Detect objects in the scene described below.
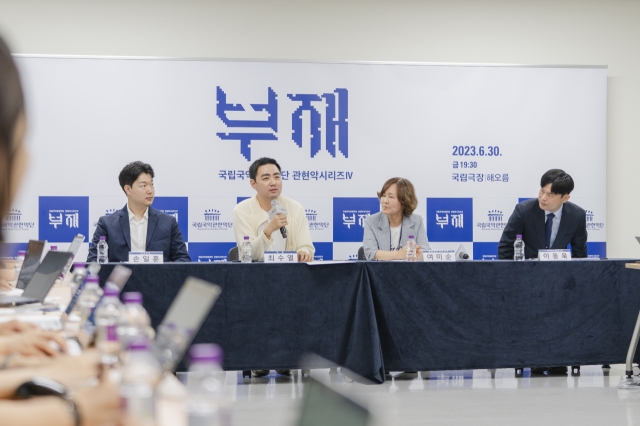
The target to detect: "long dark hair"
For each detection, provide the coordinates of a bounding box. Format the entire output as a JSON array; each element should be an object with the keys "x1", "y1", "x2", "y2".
[{"x1": 0, "y1": 34, "x2": 25, "y2": 235}]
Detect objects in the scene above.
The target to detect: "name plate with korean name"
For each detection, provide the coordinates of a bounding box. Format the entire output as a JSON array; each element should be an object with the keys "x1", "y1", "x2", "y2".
[
  {"x1": 538, "y1": 249, "x2": 572, "y2": 261},
  {"x1": 264, "y1": 251, "x2": 298, "y2": 263},
  {"x1": 423, "y1": 250, "x2": 456, "y2": 262},
  {"x1": 128, "y1": 251, "x2": 164, "y2": 264}
]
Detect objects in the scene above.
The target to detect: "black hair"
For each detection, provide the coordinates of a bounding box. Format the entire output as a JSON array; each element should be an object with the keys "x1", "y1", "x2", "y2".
[
  {"x1": 0, "y1": 34, "x2": 25, "y2": 238},
  {"x1": 249, "y1": 157, "x2": 281, "y2": 181},
  {"x1": 540, "y1": 169, "x2": 574, "y2": 196},
  {"x1": 118, "y1": 161, "x2": 155, "y2": 193}
]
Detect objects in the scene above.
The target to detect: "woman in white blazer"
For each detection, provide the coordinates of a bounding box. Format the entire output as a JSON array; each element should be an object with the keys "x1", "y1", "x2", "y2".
[{"x1": 362, "y1": 177, "x2": 430, "y2": 260}]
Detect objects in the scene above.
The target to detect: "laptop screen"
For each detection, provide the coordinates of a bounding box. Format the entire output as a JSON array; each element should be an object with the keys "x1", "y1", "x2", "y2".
[
  {"x1": 297, "y1": 377, "x2": 370, "y2": 426},
  {"x1": 154, "y1": 277, "x2": 221, "y2": 371},
  {"x1": 22, "y1": 251, "x2": 73, "y2": 301},
  {"x1": 16, "y1": 240, "x2": 46, "y2": 290}
]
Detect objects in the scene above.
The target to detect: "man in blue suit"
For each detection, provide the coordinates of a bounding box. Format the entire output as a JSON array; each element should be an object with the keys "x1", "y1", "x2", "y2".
[
  {"x1": 498, "y1": 169, "x2": 587, "y2": 260},
  {"x1": 87, "y1": 161, "x2": 191, "y2": 263}
]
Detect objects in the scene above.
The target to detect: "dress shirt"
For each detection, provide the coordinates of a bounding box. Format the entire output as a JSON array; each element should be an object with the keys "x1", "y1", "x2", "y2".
[
  {"x1": 128, "y1": 205, "x2": 148, "y2": 252},
  {"x1": 545, "y1": 204, "x2": 563, "y2": 247}
]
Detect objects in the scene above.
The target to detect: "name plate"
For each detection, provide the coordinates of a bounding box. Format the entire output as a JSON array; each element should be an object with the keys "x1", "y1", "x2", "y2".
[
  {"x1": 538, "y1": 249, "x2": 572, "y2": 261},
  {"x1": 264, "y1": 251, "x2": 298, "y2": 263},
  {"x1": 423, "y1": 250, "x2": 456, "y2": 262},
  {"x1": 128, "y1": 251, "x2": 164, "y2": 264}
]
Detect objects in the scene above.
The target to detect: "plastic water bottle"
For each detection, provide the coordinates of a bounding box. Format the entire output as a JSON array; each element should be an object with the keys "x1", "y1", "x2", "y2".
[
  {"x1": 13, "y1": 250, "x2": 25, "y2": 284},
  {"x1": 514, "y1": 234, "x2": 525, "y2": 261},
  {"x1": 118, "y1": 292, "x2": 154, "y2": 351},
  {"x1": 97, "y1": 236, "x2": 109, "y2": 264},
  {"x1": 69, "y1": 263, "x2": 87, "y2": 300},
  {"x1": 77, "y1": 275, "x2": 103, "y2": 324},
  {"x1": 405, "y1": 235, "x2": 417, "y2": 262},
  {"x1": 95, "y1": 286, "x2": 124, "y2": 366},
  {"x1": 241, "y1": 236, "x2": 252, "y2": 263},
  {"x1": 120, "y1": 338, "x2": 161, "y2": 426},
  {"x1": 186, "y1": 344, "x2": 229, "y2": 426}
]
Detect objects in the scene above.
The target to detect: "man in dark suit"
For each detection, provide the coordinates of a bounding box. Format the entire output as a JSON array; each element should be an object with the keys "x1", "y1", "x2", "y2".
[
  {"x1": 498, "y1": 169, "x2": 587, "y2": 260},
  {"x1": 87, "y1": 161, "x2": 190, "y2": 263},
  {"x1": 499, "y1": 169, "x2": 588, "y2": 375}
]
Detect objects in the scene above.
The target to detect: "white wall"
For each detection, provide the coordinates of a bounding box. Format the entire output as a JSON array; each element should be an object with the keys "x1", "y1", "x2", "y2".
[{"x1": 0, "y1": 0, "x2": 638, "y2": 257}]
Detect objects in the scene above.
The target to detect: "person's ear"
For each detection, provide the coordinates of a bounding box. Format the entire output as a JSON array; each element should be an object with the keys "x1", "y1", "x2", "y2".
[
  {"x1": 250, "y1": 179, "x2": 257, "y2": 190},
  {"x1": 124, "y1": 185, "x2": 132, "y2": 196},
  {"x1": 562, "y1": 194, "x2": 571, "y2": 203}
]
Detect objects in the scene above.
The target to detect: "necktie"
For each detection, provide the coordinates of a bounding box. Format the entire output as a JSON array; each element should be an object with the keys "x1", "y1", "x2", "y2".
[{"x1": 545, "y1": 213, "x2": 555, "y2": 249}]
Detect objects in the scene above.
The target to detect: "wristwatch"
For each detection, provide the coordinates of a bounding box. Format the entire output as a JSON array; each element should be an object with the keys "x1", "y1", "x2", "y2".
[{"x1": 13, "y1": 377, "x2": 81, "y2": 426}]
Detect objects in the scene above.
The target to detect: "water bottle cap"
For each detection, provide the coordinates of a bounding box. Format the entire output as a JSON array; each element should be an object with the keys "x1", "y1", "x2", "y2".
[
  {"x1": 50, "y1": 246, "x2": 57, "y2": 251},
  {"x1": 516, "y1": 234, "x2": 523, "y2": 239},
  {"x1": 244, "y1": 236, "x2": 250, "y2": 240},
  {"x1": 103, "y1": 286, "x2": 120, "y2": 297},
  {"x1": 128, "y1": 337, "x2": 149, "y2": 351},
  {"x1": 189, "y1": 343, "x2": 223, "y2": 364},
  {"x1": 85, "y1": 275, "x2": 99, "y2": 284},
  {"x1": 123, "y1": 292, "x2": 143, "y2": 304},
  {"x1": 99, "y1": 236, "x2": 106, "y2": 241},
  {"x1": 73, "y1": 262, "x2": 85, "y2": 268},
  {"x1": 17, "y1": 250, "x2": 26, "y2": 256},
  {"x1": 408, "y1": 235, "x2": 415, "y2": 239}
]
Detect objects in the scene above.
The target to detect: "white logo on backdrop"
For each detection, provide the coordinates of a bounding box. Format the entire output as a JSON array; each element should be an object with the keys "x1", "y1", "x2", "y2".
[
  {"x1": 342, "y1": 210, "x2": 371, "y2": 229},
  {"x1": 452, "y1": 214, "x2": 463, "y2": 228},
  {"x1": 2, "y1": 209, "x2": 34, "y2": 231},
  {"x1": 49, "y1": 210, "x2": 79, "y2": 229},
  {"x1": 306, "y1": 209, "x2": 330, "y2": 231},
  {"x1": 436, "y1": 211, "x2": 464, "y2": 229},
  {"x1": 193, "y1": 209, "x2": 233, "y2": 231},
  {"x1": 585, "y1": 210, "x2": 604, "y2": 231},
  {"x1": 65, "y1": 213, "x2": 79, "y2": 228},
  {"x1": 477, "y1": 210, "x2": 507, "y2": 231}
]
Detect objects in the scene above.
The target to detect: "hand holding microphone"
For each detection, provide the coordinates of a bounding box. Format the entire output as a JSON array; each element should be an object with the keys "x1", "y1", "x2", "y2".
[{"x1": 268, "y1": 199, "x2": 288, "y2": 238}]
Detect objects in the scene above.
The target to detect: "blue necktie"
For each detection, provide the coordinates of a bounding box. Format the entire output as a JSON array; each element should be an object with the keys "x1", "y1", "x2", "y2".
[{"x1": 545, "y1": 213, "x2": 555, "y2": 249}]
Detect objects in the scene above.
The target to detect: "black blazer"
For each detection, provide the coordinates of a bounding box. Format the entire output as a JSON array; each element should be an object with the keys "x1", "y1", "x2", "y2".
[
  {"x1": 87, "y1": 205, "x2": 191, "y2": 263},
  {"x1": 498, "y1": 198, "x2": 587, "y2": 260}
]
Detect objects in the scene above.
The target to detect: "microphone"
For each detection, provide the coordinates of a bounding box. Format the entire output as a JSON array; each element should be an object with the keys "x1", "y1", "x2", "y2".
[
  {"x1": 455, "y1": 244, "x2": 470, "y2": 261},
  {"x1": 270, "y1": 199, "x2": 288, "y2": 238}
]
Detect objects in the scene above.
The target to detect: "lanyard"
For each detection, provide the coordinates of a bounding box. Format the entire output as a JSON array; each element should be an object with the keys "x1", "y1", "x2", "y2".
[{"x1": 390, "y1": 225, "x2": 403, "y2": 251}]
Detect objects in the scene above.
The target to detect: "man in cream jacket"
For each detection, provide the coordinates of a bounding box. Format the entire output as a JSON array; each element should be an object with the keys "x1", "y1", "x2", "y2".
[{"x1": 232, "y1": 157, "x2": 315, "y2": 262}]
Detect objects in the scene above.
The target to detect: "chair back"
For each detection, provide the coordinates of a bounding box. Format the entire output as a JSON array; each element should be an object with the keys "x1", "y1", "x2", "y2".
[{"x1": 228, "y1": 246, "x2": 239, "y2": 262}]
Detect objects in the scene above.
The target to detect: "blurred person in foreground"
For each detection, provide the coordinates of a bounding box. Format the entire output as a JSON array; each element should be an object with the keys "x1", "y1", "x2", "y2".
[
  {"x1": 0, "y1": 34, "x2": 122, "y2": 425},
  {"x1": 362, "y1": 177, "x2": 430, "y2": 261}
]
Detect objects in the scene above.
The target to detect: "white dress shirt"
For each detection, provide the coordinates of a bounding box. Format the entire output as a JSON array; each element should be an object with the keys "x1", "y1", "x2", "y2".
[
  {"x1": 128, "y1": 205, "x2": 148, "y2": 252},
  {"x1": 545, "y1": 204, "x2": 563, "y2": 247}
]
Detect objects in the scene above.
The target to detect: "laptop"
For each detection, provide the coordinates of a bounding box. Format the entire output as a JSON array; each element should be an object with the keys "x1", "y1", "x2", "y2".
[
  {"x1": 60, "y1": 234, "x2": 85, "y2": 279},
  {"x1": 16, "y1": 240, "x2": 46, "y2": 290},
  {"x1": 0, "y1": 251, "x2": 73, "y2": 307},
  {"x1": 152, "y1": 277, "x2": 221, "y2": 371},
  {"x1": 295, "y1": 354, "x2": 371, "y2": 426},
  {"x1": 297, "y1": 377, "x2": 370, "y2": 426}
]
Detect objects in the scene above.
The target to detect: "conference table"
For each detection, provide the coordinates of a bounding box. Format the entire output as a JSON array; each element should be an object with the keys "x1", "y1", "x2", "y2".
[{"x1": 98, "y1": 259, "x2": 640, "y2": 384}]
